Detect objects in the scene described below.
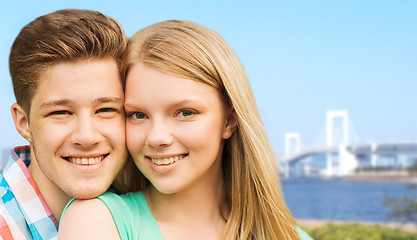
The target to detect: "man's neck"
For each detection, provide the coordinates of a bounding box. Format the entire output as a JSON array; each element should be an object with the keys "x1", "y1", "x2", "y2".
[{"x1": 28, "y1": 159, "x2": 71, "y2": 223}]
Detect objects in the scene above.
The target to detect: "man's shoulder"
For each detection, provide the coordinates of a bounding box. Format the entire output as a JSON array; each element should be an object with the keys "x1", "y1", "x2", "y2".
[
  {"x1": 0, "y1": 172, "x2": 10, "y2": 197},
  {"x1": 0, "y1": 177, "x2": 58, "y2": 239},
  {"x1": 0, "y1": 146, "x2": 58, "y2": 239},
  {"x1": 0, "y1": 145, "x2": 31, "y2": 209},
  {"x1": 0, "y1": 161, "x2": 16, "y2": 206},
  {"x1": 0, "y1": 172, "x2": 33, "y2": 239}
]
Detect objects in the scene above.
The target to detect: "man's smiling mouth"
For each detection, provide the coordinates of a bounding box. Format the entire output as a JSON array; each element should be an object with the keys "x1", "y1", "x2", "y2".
[{"x1": 63, "y1": 154, "x2": 108, "y2": 165}]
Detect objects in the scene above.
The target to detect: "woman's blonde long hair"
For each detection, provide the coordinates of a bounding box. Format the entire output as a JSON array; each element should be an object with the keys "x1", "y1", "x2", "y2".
[{"x1": 119, "y1": 20, "x2": 300, "y2": 240}]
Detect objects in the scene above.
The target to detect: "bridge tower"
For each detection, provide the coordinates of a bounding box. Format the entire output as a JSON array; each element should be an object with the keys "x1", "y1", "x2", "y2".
[
  {"x1": 285, "y1": 132, "x2": 301, "y2": 157},
  {"x1": 326, "y1": 110, "x2": 349, "y2": 147},
  {"x1": 326, "y1": 110, "x2": 351, "y2": 176},
  {"x1": 284, "y1": 133, "x2": 301, "y2": 177}
]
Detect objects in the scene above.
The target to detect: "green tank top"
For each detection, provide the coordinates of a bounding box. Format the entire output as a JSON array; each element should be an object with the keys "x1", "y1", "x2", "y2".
[
  {"x1": 62, "y1": 191, "x2": 312, "y2": 240},
  {"x1": 98, "y1": 191, "x2": 164, "y2": 240}
]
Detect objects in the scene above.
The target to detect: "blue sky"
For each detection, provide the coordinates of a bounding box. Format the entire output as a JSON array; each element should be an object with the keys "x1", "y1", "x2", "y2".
[{"x1": 1, "y1": 0, "x2": 416, "y2": 160}]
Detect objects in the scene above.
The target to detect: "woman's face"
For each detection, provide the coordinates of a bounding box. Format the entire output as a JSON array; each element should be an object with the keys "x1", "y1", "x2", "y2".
[{"x1": 124, "y1": 63, "x2": 235, "y2": 195}]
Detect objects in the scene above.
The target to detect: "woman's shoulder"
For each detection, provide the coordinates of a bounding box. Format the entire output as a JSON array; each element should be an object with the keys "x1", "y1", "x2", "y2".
[
  {"x1": 297, "y1": 226, "x2": 314, "y2": 240},
  {"x1": 98, "y1": 191, "x2": 150, "y2": 226},
  {"x1": 58, "y1": 198, "x2": 120, "y2": 239},
  {"x1": 61, "y1": 198, "x2": 112, "y2": 223},
  {"x1": 98, "y1": 191, "x2": 162, "y2": 239}
]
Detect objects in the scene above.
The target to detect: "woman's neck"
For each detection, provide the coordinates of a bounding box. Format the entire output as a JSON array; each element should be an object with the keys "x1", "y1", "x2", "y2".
[{"x1": 144, "y1": 174, "x2": 228, "y2": 240}]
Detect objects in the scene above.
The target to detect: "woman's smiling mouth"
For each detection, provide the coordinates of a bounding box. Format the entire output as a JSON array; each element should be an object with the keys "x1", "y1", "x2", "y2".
[{"x1": 149, "y1": 154, "x2": 187, "y2": 165}]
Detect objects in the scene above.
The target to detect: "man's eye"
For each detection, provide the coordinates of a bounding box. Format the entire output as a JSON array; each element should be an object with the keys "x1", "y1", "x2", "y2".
[
  {"x1": 128, "y1": 112, "x2": 147, "y2": 120},
  {"x1": 97, "y1": 108, "x2": 117, "y2": 114},
  {"x1": 96, "y1": 107, "x2": 122, "y2": 119},
  {"x1": 48, "y1": 110, "x2": 71, "y2": 116}
]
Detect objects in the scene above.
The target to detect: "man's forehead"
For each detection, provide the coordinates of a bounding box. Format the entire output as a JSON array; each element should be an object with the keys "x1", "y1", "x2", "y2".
[{"x1": 28, "y1": 58, "x2": 123, "y2": 111}]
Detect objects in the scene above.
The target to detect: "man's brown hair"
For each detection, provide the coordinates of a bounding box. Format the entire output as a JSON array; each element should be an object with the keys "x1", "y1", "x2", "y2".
[{"x1": 9, "y1": 9, "x2": 127, "y2": 115}]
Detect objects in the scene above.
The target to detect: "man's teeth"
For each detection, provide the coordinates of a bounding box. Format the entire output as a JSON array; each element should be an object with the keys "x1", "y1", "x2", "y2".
[
  {"x1": 151, "y1": 155, "x2": 185, "y2": 165},
  {"x1": 68, "y1": 156, "x2": 105, "y2": 165}
]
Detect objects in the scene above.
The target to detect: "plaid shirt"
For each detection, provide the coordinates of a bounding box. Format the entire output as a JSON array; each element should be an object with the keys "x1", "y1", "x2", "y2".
[{"x1": 0, "y1": 146, "x2": 58, "y2": 240}]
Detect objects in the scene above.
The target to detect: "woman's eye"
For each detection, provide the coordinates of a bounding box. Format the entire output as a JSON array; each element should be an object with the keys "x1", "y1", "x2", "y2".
[
  {"x1": 177, "y1": 110, "x2": 196, "y2": 118},
  {"x1": 129, "y1": 112, "x2": 147, "y2": 120}
]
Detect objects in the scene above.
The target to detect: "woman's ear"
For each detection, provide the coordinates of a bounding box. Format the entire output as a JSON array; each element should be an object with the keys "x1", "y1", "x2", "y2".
[
  {"x1": 222, "y1": 108, "x2": 237, "y2": 140},
  {"x1": 11, "y1": 103, "x2": 31, "y2": 142}
]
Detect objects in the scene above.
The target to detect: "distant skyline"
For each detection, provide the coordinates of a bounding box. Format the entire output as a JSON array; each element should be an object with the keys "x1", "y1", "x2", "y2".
[{"x1": 1, "y1": 1, "x2": 416, "y2": 159}]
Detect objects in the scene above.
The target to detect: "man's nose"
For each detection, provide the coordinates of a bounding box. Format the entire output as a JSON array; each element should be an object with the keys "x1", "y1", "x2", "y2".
[{"x1": 71, "y1": 115, "x2": 102, "y2": 148}]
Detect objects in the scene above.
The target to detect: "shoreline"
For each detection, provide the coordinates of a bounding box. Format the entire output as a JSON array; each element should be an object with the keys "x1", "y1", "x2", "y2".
[
  {"x1": 342, "y1": 171, "x2": 417, "y2": 184},
  {"x1": 297, "y1": 219, "x2": 417, "y2": 233}
]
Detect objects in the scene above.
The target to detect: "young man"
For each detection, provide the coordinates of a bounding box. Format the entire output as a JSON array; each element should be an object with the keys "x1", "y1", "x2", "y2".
[{"x1": 0, "y1": 9, "x2": 128, "y2": 239}]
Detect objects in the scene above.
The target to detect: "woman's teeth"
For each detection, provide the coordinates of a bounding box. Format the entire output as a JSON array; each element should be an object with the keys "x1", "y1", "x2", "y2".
[
  {"x1": 68, "y1": 155, "x2": 105, "y2": 165},
  {"x1": 151, "y1": 154, "x2": 185, "y2": 165}
]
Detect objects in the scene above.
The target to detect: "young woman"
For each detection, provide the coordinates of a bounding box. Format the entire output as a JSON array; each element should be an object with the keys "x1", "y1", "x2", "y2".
[{"x1": 59, "y1": 20, "x2": 312, "y2": 240}]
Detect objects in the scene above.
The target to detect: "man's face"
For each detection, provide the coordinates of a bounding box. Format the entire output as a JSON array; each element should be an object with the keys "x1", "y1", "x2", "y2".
[{"x1": 27, "y1": 58, "x2": 127, "y2": 199}]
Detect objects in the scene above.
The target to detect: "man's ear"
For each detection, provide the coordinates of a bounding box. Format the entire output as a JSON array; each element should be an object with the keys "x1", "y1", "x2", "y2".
[
  {"x1": 222, "y1": 108, "x2": 238, "y2": 140},
  {"x1": 11, "y1": 103, "x2": 31, "y2": 142}
]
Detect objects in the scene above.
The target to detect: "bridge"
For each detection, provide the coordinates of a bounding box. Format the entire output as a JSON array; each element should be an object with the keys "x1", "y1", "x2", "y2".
[{"x1": 279, "y1": 110, "x2": 417, "y2": 178}]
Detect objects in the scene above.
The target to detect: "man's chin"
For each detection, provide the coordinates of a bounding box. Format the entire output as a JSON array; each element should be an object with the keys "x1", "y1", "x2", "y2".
[{"x1": 69, "y1": 188, "x2": 108, "y2": 199}]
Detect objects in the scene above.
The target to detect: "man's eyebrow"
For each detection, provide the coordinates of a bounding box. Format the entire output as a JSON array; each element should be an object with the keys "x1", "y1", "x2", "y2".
[
  {"x1": 40, "y1": 99, "x2": 71, "y2": 109},
  {"x1": 95, "y1": 97, "x2": 124, "y2": 104},
  {"x1": 40, "y1": 97, "x2": 123, "y2": 109}
]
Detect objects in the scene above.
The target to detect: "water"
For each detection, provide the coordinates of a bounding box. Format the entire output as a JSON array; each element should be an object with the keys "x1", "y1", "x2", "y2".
[{"x1": 282, "y1": 177, "x2": 415, "y2": 222}]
